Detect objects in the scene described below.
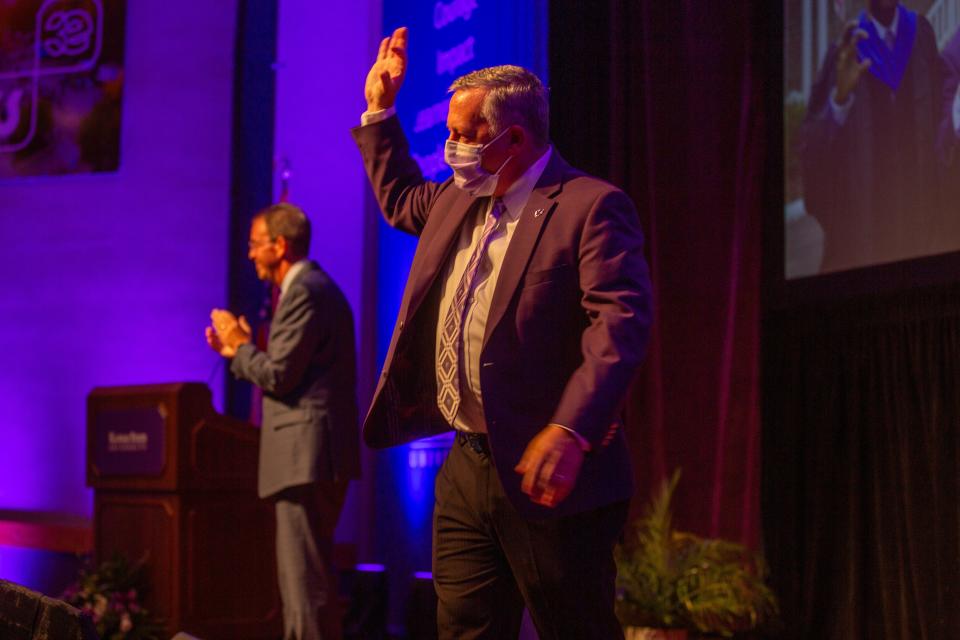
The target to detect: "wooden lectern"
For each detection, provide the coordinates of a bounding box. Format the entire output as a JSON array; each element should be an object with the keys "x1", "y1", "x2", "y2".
[{"x1": 87, "y1": 382, "x2": 281, "y2": 639}]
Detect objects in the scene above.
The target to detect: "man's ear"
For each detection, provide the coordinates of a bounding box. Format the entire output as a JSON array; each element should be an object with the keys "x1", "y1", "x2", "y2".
[
  {"x1": 509, "y1": 125, "x2": 526, "y2": 151},
  {"x1": 275, "y1": 235, "x2": 291, "y2": 260}
]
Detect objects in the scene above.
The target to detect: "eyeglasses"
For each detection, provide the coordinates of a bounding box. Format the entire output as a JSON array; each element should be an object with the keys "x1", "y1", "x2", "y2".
[{"x1": 248, "y1": 238, "x2": 275, "y2": 250}]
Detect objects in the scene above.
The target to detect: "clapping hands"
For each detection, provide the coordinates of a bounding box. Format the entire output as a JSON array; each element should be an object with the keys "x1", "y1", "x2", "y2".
[{"x1": 205, "y1": 309, "x2": 252, "y2": 358}]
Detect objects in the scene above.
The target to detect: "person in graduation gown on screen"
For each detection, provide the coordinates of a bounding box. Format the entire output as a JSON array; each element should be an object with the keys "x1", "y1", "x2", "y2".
[
  {"x1": 799, "y1": 0, "x2": 947, "y2": 273},
  {"x1": 938, "y1": 24, "x2": 960, "y2": 221}
]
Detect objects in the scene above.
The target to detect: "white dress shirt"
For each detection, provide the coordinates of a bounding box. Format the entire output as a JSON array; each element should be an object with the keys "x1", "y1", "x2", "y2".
[
  {"x1": 280, "y1": 259, "x2": 309, "y2": 300},
  {"x1": 434, "y1": 148, "x2": 552, "y2": 433}
]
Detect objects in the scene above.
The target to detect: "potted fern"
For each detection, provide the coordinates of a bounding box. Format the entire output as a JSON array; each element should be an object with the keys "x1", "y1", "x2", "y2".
[{"x1": 615, "y1": 471, "x2": 778, "y2": 639}]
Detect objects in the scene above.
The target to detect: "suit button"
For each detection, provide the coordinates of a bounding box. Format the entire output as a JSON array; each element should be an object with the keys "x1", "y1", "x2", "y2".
[{"x1": 399, "y1": 320, "x2": 404, "y2": 330}]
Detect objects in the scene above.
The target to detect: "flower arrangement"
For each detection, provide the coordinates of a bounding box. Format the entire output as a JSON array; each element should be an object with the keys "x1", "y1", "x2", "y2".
[
  {"x1": 615, "y1": 470, "x2": 779, "y2": 638},
  {"x1": 61, "y1": 554, "x2": 164, "y2": 640}
]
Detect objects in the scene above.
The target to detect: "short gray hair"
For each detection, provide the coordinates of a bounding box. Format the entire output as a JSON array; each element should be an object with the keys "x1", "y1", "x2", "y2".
[
  {"x1": 255, "y1": 202, "x2": 311, "y2": 258},
  {"x1": 449, "y1": 65, "x2": 549, "y2": 146}
]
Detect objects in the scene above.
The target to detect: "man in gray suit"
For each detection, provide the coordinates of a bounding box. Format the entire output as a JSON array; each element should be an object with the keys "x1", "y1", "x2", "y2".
[{"x1": 205, "y1": 202, "x2": 360, "y2": 640}]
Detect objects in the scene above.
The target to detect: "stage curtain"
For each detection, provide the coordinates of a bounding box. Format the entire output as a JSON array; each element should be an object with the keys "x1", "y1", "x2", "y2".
[
  {"x1": 548, "y1": 1, "x2": 960, "y2": 635},
  {"x1": 549, "y1": 0, "x2": 765, "y2": 547},
  {"x1": 763, "y1": 289, "x2": 960, "y2": 638}
]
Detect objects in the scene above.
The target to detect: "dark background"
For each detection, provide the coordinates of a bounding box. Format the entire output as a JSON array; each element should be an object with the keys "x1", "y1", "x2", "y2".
[{"x1": 548, "y1": 1, "x2": 959, "y2": 637}]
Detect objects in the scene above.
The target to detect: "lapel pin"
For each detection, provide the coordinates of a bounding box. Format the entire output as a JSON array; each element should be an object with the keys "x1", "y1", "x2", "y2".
[{"x1": 534, "y1": 208, "x2": 545, "y2": 218}]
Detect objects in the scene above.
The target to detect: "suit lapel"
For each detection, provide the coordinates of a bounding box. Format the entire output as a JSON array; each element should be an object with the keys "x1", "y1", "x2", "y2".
[
  {"x1": 482, "y1": 152, "x2": 567, "y2": 349},
  {"x1": 273, "y1": 261, "x2": 317, "y2": 318},
  {"x1": 404, "y1": 191, "x2": 483, "y2": 321}
]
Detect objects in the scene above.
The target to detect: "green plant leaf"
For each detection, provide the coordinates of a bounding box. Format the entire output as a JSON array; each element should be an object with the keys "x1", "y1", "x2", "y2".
[{"x1": 615, "y1": 469, "x2": 779, "y2": 634}]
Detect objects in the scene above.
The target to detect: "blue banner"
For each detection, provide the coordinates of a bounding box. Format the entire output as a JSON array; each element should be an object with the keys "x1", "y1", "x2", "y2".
[{"x1": 385, "y1": 0, "x2": 548, "y2": 181}]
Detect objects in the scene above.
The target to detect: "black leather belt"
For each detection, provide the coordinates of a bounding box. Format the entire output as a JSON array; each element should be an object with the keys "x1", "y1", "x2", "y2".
[{"x1": 456, "y1": 431, "x2": 490, "y2": 456}]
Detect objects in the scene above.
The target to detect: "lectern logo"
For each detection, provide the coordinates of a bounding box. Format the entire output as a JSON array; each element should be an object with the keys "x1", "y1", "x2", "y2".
[
  {"x1": 107, "y1": 430, "x2": 148, "y2": 453},
  {"x1": 94, "y1": 405, "x2": 164, "y2": 476}
]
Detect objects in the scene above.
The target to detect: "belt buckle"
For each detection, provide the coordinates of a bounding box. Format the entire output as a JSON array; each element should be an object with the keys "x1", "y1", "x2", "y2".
[{"x1": 458, "y1": 431, "x2": 488, "y2": 455}]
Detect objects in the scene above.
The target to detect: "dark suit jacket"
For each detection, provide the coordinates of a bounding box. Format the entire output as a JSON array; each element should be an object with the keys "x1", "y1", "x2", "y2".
[
  {"x1": 352, "y1": 116, "x2": 652, "y2": 518},
  {"x1": 231, "y1": 261, "x2": 361, "y2": 498}
]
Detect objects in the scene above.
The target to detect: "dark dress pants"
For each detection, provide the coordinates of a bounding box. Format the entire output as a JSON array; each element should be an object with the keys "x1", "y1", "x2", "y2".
[{"x1": 433, "y1": 435, "x2": 628, "y2": 640}]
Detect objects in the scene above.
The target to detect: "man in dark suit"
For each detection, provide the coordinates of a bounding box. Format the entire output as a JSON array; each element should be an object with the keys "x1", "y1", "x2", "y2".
[
  {"x1": 353, "y1": 27, "x2": 652, "y2": 639},
  {"x1": 205, "y1": 203, "x2": 360, "y2": 640}
]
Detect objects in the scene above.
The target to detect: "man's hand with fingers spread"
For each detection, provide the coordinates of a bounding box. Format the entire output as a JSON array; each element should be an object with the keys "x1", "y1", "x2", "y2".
[{"x1": 365, "y1": 26, "x2": 408, "y2": 112}]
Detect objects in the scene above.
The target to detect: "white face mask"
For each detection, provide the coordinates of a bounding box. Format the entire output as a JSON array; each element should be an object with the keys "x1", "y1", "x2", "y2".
[{"x1": 444, "y1": 127, "x2": 513, "y2": 197}]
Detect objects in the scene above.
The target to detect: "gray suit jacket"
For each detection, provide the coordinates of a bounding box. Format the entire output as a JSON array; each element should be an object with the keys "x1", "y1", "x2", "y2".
[{"x1": 231, "y1": 261, "x2": 361, "y2": 498}]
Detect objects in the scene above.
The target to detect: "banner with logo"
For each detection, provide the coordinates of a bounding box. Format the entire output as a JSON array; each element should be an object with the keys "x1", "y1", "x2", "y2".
[{"x1": 0, "y1": 0, "x2": 127, "y2": 178}]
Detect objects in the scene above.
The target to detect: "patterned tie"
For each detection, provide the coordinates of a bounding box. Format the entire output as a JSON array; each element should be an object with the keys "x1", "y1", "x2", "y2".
[{"x1": 437, "y1": 198, "x2": 505, "y2": 424}]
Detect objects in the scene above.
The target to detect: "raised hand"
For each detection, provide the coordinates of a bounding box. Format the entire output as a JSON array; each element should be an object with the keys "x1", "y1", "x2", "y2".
[
  {"x1": 364, "y1": 26, "x2": 408, "y2": 112},
  {"x1": 835, "y1": 24, "x2": 872, "y2": 106}
]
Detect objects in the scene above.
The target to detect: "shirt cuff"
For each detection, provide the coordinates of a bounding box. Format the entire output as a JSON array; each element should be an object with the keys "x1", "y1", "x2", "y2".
[
  {"x1": 829, "y1": 88, "x2": 854, "y2": 126},
  {"x1": 553, "y1": 424, "x2": 592, "y2": 452},
  {"x1": 361, "y1": 106, "x2": 397, "y2": 127}
]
